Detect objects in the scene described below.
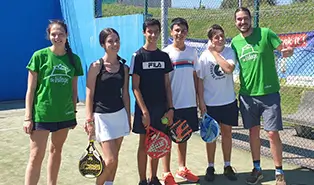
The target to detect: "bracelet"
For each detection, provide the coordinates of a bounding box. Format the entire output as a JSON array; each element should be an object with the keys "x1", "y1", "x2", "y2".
[
  {"x1": 24, "y1": 119, "x2": 32, "y2": 121},
  {"x1": 85, "y1": 119, "x2": 94, "y2": 125},
  {"x1": 168, "y1": 107, "x2": 175, "y2": 111}
]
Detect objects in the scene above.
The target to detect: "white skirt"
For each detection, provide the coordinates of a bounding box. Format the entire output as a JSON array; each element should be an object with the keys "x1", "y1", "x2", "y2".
[{"x1": 94, "y1": 108, "x2": 130, "y2": 142}]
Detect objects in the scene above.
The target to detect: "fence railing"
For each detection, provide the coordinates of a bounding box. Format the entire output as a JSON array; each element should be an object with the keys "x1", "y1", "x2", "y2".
[{"x1": 99, "y1": 0, "x2": 314, "y2": 169}]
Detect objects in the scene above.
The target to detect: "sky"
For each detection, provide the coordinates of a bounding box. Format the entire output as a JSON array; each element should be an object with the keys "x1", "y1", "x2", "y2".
[{"x1": 172, "y1": 0, "x2": 292, "y2": 9}]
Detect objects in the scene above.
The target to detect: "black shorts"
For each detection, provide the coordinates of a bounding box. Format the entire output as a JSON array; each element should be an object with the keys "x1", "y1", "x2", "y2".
[
  {"x1": 174, "y1": 107, "x2": 199, "y2": 132},
  {"x1": 132, "y1": 103, "x2": 168, "y2": 134},
  {"x1": 206, "y1": 100, "x2": 239, "y2": 126},
  {"x1": 33, "y1": 119, "x2": 77, "y2": 132}
]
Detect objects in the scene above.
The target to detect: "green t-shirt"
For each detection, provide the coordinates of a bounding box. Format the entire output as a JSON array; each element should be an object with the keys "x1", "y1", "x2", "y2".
[
  {"x1": 231, "y1": 27, "x2": 282, "y2": 96},
  {"x1": 26, "y1": 47, "x2": 84, "y2": 122}
]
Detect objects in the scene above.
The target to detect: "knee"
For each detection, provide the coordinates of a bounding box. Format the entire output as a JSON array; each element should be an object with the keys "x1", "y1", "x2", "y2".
[
  {"x1": 49, "y1": 144, "x2": 63, "y2": 155},
  {"x1": 221, "y1": 126, "x2": 232, "y2": 139},
  {"x1": 104, "y1": 156, "x2": 118, "y2": 167},
  {"x1": 249, "y1": 126, "x2": 260, "y2": 139},
  {"x1": 268, "y1": 131, "x2": 280, "y2": 141},
  {"x1": 29, "y1": 148, "x2": 45, "y2": 166}
]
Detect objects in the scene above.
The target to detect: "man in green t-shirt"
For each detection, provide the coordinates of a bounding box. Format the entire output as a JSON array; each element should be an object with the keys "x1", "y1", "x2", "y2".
[{"x1": 231, "y1": 7, "x2": 293, "y2": 185}]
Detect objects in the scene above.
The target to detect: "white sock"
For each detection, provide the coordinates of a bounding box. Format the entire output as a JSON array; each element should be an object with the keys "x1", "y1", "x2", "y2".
[
  {"x1": 208, "y1": 162, "x2": 214, "y2": 167},
  {"x1": 179, "y1": 166, "x2": 186, "y2": 171},
  {"x1": 224, "y1": 161, "x2": 231, "y2": 167},
  {"x1": 104, "y1": 181, "x2": 113, "y2": 185}
]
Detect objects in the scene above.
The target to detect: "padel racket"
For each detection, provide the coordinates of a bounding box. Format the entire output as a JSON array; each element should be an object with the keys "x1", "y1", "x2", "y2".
[
  {"x1": 145, "y1": 126, "x2": 171, "y2": 159},
  {"x1": 199, "y1": 113, "x2": 220, "y2": 143},
  {"x1": 78, "y1": 140, "x2": 104, "y2": 178},
  {"x1": 167, "y1": 118, "x2": 193, "y2": 143}
]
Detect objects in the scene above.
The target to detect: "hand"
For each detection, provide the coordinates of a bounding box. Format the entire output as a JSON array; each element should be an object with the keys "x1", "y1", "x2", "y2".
[
  {"x1": 281, "y1": 46, "x2": 294, "y2": 58},
  {"x1": 163, "y1": 109, "x2": 174, "y2": 125},
  {"x1": 84, "y1": 119, "x2": 95, "y2": 139},
  {"x1": 23, "y1": 120, "x2": 33, "y2": 135},
  {"x1": 142, "y1": 112, "x2": 150, "y2": 129},
  {"x1": 207, "y1": 40, "x2": 216, "y2": 52},
  {"x1": 199, "y1": 101, "x2": 207, "y2": 117}
]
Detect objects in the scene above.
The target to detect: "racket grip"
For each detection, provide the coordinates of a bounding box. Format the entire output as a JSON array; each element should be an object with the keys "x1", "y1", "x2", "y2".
[{"x1": 88, "y1": 134, "x2": 96, "y2": 141}]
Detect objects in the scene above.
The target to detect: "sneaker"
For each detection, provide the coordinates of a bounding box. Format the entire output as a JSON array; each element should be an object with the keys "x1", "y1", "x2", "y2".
[
  {"x1": 275, "y1": 174, "x2": 286, "y2": 185},
  {"x1": 246, "y1": 168, "x2": 263, "y2": 185},
  {"x1": 204, "y1": 166, "x2": 215, "y2": 182},
  {"x1": 148, "y1": 176, "x2": 162, "y2": 185},
  {"x1": 139, "y1": 180, "x2": 148, "y2": 185},
  {"x1": 176, "y1": 167, "x2": 200, "y2": 182},
  {"x1": 162, "y1": 173, "x2": 178, "y2": 185},
  {"x1": 224, "y1": 166, "x2": 238, "y2": 181}
]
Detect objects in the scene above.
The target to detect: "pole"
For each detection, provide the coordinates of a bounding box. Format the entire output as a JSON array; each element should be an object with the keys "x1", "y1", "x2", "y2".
[
  {"x1": 161, "y1": 0, "x2": 168, "y2": 49},
  {"x1": 253, "y1": 0, "x2": 260, "y2": 28},
  {"x1": 144, "y1": 0, "x2": 148, "y2": 20}
]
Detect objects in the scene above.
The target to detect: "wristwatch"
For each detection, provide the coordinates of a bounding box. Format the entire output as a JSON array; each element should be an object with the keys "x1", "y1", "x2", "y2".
[{"x1": 168, "y1": 107, "x2": 175, "y2": 111}]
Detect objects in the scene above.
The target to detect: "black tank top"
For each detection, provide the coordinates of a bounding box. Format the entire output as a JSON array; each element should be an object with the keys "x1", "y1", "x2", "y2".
[{"x1": 93, "y1": 58, "x2": 125, "y2": 113}]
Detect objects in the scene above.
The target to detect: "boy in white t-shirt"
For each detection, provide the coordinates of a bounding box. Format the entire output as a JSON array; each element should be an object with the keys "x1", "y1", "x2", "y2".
[
  {"x1": 196, "y1": 24, "x2": 238, "y2": 182},
  {"x1": 162, "y1": 17, "x2": 200, "y2": 184}
]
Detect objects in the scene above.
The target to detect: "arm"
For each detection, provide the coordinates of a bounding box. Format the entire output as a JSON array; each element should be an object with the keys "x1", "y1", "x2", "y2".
[
  {"x1": 132, "y1": 74, "x2": 150, "y2": 127},
  {"x1": 122, "y1": 65, "x2": 131, "y2": 130},
  {"x1": 197, "y1": 77, "x2": 207, "y2": 116},
  {"x1": 85, "y1": 62, "x2": 100, "y2": 120},
  {"x1": 164, "y1": 73, "x2": 174, "y2": 124},
  {"x1": 211, "y1": 51, "x2": 235, "y2": 74},
  {"x1": 25, "y1": 71, "x2": 37, "y2": 120},
  {"x1": 72, "y1": 76, "x2": 78, "y2": 112},
  {"x1": 193, "y1": 71, "x2": 198, "y2": 104}
]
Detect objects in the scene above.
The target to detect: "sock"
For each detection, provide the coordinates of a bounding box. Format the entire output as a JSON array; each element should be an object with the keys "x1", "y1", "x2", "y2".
[
  {"x1": 253, "y1": 160, "x2": 261, "y2": 171},
  {"x1": 208, "y1": 162, "x2": 214, "y2": 168},
  {"x1": 275, "y1": 166, "x2": 284, "y2": 175},
  {"x1": 224, "y1": 161, "x2": 231, "y2": 167},
  {"x1": 179, "y1": 166, "x2": 186, "y2": 171},
  {"x1": 104, "y1": 181, "x2": 113, "y2": 185},
  {"x1": 163, "y1": 172, "x2": 171, "y2": 176}
]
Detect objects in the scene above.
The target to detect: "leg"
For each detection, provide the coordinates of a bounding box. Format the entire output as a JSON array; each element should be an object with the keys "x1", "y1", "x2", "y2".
[
  {"x1": 268, "y1": 131, "x2": 283, "y2": 167},
  {"x1": 96, "y1": 137, "x2": 124, "y2": 185},
  {"x1": 24, "y1": 130, "x2": 50, "y2": 185},
  {"x1": 206, "y1": 142, "x2": 216, "y2": 166},
  {"x1": 162, "y1": 152, "x2": 171, "y2": 173},
  {"x1": 138, "y1": 134, "x2": 148, "y2": 181},
  {"x1": 249, "y1": 125, "x2": 261, "y2": 162},
  {"x1": 177, "y1": 142, "x2": 187, "y2": 168},
  {"x1": 220, "y1": 124, "x2": 232, "y2": 164},
  {"x1": 47, "y1": 128, "x2": 69, "y2": 185}
]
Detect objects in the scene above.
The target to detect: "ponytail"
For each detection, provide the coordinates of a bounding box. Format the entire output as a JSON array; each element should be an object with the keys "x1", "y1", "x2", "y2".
[{"x1": 65, "y1": 39, "x2": 76, "y2": 71}]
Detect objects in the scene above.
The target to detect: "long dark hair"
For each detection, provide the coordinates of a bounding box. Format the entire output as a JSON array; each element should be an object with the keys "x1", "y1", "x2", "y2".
[
  {"x1": 46, "y1": 20, "x2": 76, "y2": 70},
  {"x1": 99, "y1": 28, "x2": 126, "y2": 64}
]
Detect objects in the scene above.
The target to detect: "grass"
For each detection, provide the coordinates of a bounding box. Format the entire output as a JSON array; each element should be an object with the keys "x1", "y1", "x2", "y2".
[{"x1": 101, "y1": 2, "x2": 314, "y2": 39}]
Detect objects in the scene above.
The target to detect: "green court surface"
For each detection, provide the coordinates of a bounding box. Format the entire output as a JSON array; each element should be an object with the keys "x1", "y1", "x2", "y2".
[{"x1": 0, "y1": 102, "x2": 313, "y2": 185}]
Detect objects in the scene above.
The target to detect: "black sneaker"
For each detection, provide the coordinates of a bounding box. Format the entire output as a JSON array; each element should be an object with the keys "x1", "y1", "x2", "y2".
[
  {"x1": 246, "y1": 168, "x2": 263, "y2": 185},
  {"x1": 139, "y1": 180, "x2": 148, "y2": 185},
  {"x1": 204, "y1": 166, "x2": 215, "y2": 182},
  {"x1": 224, "y1": 166, "x2": 238, "y2": 181},
  {"x1": 148, "y1": 176, "x2": 162, "y2": 185}
]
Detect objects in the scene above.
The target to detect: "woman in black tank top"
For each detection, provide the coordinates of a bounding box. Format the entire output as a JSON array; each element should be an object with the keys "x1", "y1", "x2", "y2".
[{"x1": 84, "y1": 28, "x2": 130, "y2": 184}]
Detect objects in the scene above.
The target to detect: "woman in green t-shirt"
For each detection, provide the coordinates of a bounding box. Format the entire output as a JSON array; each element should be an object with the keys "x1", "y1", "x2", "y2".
[{"x1": 23, "y1": 20, "x2": 83, "y2": 185}]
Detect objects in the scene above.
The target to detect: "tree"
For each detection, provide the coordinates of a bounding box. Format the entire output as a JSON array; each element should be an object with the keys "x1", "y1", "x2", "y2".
[
  {"x1": 292, "y1": 0, "x2": 308, "y2": 3},
  {"x1": 220, "y1": 0, "x2": 277, "y2": 9}
]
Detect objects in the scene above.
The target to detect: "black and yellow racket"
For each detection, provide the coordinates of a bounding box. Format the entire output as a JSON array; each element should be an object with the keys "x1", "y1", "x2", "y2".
[{"x1": 78, "y1": 140, "x2": 104, "y2": 178}]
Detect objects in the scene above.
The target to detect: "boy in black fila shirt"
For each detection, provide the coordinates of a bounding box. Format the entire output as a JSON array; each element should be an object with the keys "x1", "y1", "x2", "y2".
[{"x1": 129, "y1": 18, "x2": 176, "y2": 185}]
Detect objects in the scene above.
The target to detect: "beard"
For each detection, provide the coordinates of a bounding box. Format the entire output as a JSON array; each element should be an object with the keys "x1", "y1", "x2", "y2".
[{"x1": 238, "y1": 24, "x2": 252, "y2": 34}]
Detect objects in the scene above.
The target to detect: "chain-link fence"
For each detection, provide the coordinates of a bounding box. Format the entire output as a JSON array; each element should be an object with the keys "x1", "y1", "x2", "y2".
[{"x1": 99, "y1": 0, "x2": 314, "y2": 169}]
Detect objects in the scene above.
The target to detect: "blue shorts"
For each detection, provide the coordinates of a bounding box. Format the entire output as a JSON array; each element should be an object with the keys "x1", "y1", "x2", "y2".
[
  {"x1": 206, "y1": 100, "x2": 239, "y2": 126},
  {"x1": 174, "y1": 107, "x2": 199, "y2": 132},
  {"x1": 33, "y1": 119, "x2": 77, "y2": 132},
  {"x1": 239, "y1": 92, "x2": 283, "y2": 131},
  {"x1": 132, "y1": 103, "x2": 168, "y2": 134}
]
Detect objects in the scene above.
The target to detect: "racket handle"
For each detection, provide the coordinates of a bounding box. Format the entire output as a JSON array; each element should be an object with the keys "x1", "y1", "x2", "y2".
[{"x1": 88, "y1": 134, "x2": 96, "y2": 141}]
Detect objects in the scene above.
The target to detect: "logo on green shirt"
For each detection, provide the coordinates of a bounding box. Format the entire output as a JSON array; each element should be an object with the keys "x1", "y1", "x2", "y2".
[
  {"x1": 239, "y1": 44, "x2": 259, "y2": 62},
  {"x1": 44, "y1": 64, "x2": 71, "y2": 85}
]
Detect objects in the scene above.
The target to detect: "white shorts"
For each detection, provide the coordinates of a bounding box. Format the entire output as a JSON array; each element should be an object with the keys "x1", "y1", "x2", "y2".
[{"x1": 94, "y1": 108, "x2": 130, "y2": 142}]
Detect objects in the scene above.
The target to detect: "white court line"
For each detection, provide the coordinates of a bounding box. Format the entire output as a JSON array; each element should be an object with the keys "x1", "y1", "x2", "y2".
[{"x1": 0, "y1": 127, "x2": 20, "y2": 132}]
